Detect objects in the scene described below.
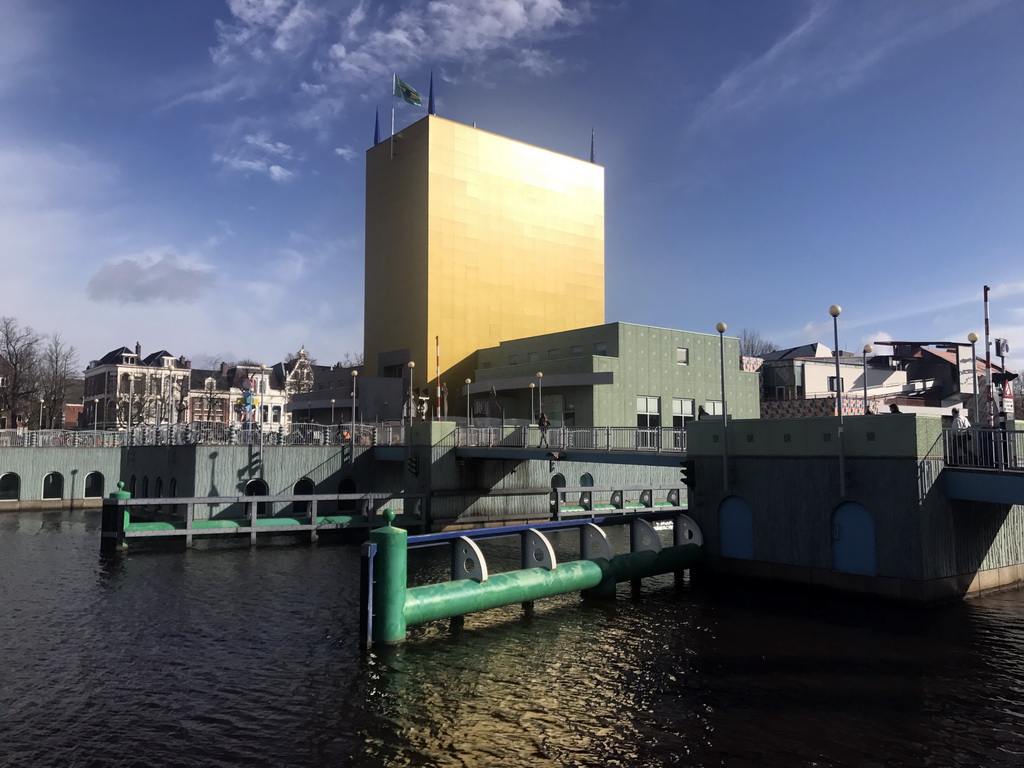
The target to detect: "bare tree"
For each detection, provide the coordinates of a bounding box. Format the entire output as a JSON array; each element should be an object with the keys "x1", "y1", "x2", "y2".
[
  {"x1": 739, "y1": 329, "x2": 778, "y2": 359},
  {"x1": 0, "y1": 317, "x2": 44, "y2": 428},
  {"x1": 1014, "y1": 375, "x2": 1024, "y2": 419},
  {"x1": 40, "y1": 333, "x2": 79, "y2": 428},
  {"x1": 338, "y1": 351, "x2": 364, "y2": 367}
]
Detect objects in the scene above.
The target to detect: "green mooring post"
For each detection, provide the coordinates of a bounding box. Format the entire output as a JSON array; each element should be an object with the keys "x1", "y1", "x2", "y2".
[
  {"x1": 370, "y1": 509, "x2": 408, "y2": 645},
  {"x1": 100, "y1": 481, "x2": 132, "y2": 554}
]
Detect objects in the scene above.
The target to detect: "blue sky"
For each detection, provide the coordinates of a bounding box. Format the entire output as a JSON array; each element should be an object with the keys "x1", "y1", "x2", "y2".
[{"x1": 2, "y1": 0, "x2": 1023, "y2": 371}]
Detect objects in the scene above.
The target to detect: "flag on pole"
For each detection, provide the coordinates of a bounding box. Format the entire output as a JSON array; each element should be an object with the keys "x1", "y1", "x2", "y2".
[
  {"x1": 428, "y1": 70, "x2": 436, "y2": 115},
  {"x1": 374, "y1": 108, "x2": 381, "y2": 145},
  {"x1": 393, "y1": 75, "x2": 423, "y2": 107}
]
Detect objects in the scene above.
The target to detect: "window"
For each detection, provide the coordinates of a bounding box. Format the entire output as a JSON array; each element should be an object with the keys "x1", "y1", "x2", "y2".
[
  {"x1": 548, "y1": 349, "x2": 560, "y2": 360},
  {"x1": 84, "y1": 472, "x2": 104, "y2": 498},
  {"x1": 528, "y1": 352, "x2": 539, "y2": 363},
  {"x1": 636, "y1": 396, "x2": 661, "y2": 428},
  {"x1": 43, "y1": 472, "x2": 64, "y2": 500},
  {"x1": 705, "y1": 400, "x2": 723, "y2": 415},
  {"x1": 570, "y1": 345, "x2": 584, "y2": 357},
  {"x1": 828, "y1": 376, "x2": 845, "y2": 393},
  {"x1": 508, "y1": 355, "x2": 519, "y2": 365},
  {"x1": 677, "y1": 347, "x2": 689, "y2": 365},
  {"x1": 672, "y1": 398, "x2": 694, "y2": 428},
  {"x1": 0, "y1": 473, "x2": 20, "y2": 501},
  {"x1": 594, "y1": 342, "x2": 607, "y2": 355},
  {"x1": 481, "y1": 361, "x2": 492, "y2": 369}
]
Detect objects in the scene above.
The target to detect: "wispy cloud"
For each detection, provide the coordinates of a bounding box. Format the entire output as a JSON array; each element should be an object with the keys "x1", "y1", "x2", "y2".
[
  {"x1": 690, "y1": 0, "x2": 1003, "y2": 134},
  {"x1": 213, "y1": 131, "x2": 297, "y2": 182}
]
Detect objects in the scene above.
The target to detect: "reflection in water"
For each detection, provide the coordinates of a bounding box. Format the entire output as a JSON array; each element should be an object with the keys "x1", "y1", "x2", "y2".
[{"x1": 1, "y1": 511, "x2": 1024, "y2": 767}]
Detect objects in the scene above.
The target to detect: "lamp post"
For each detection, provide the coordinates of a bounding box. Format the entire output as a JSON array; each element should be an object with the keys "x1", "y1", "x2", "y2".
[
  {"x1": 330, "y1": 399, "x2": 336, "y2": 424},
  {"x1": 465, "y1": 378, "x2": 472, "y2": 427},
  {"x1": 38, "y1": 398, "x2": 44, "y2": 431},
  {"x1": 529, "y1": 382, "x2": 536, "y2": 422},
  {"x1": 93, "y1": 397, "x2": 99, "y2": 430},
  {"x1": 405, "y1": 361, "x2": 415, "y2": 426},
  {"x1": 829, "y1": 304, "x2": 845, "y2": 497},
  {"x1": 716, "y1": 322, "x2": 728, "y2": 491},
  {"x1": 536, "y1": 372, "x2": 543, "y2": 422},
  {"x1": 351, "y1": 370, "x2": 358, "y2": 443},
  {"x1": 862, "y1": 344, "x2": 873, "y2": 415},
  {"x1": 968, "y1": 332, "x2": 979, "y2": 424}
]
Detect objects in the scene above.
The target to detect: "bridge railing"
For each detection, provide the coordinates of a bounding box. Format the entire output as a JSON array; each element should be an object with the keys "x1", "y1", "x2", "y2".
[
  {"x1": 5, "y1": 422, "x2": 687, "y2": 452},
  {"x1": 943, "y1": 427, "x2": 1024, "y2": 471},
  {"x1": 456, "y1": 425, "x2": 686, "y2": 453}
]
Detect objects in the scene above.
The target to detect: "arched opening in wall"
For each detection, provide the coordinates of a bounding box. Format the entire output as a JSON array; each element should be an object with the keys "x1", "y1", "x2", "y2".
[
  {"x1": 579, "y1": 473, "x2": 594, "y2": 487},
  {"x1": 129, "y1": 475, "x2": 137, "y2": 497},
  {"x1": 245, "y1": 479, "x2": 269, "y2": 515},
  {"x1": 0, "y1": 473, "x2": 21, "y2": 501},
  {"x1": 141, "y1": 476, "x2": 149, "y2": 498},
  {"x1": 337, "y1": 478, "x2": 358, "y2": 513},
  {"x1": 170, "y1": 478, "x2": 177, "y2": 497},
  {"x1": 832, "y1": 502, "x2": 877, "y2": 576},
  {"x1": 84, "y1": 472, "x2": 104, "y2": 498},
  {"x1": 550, "y1": 473, "x2": 567, "y2": 514},
  {"x1": 155, "y1": 478, "x2": 163, "y2": 498},
  {"x1": 719, "y1": 496, "x2": 754, "y2": 560},
  {"x1": 293, "y1": 477, "x2": 315, "y2": 517},
  {"x1": 42, "y1": 472, "x2": 64, "y2": 500}
]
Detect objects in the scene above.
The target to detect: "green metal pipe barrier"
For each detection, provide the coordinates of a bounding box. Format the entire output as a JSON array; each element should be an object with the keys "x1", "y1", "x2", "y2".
[
  {"x1": 404, "y1": 561, "x2": 605, "y2": 626},
  {"x1": 368, "y1": 512, "x2": 704, "y2": 645},
  {"x1": 369, "y1": 512, "x2": 409, "y2": 645}
]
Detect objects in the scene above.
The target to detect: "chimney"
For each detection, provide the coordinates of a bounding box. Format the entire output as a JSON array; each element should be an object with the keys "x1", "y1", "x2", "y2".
[
  {"x1": 220, "y1": 361, "x2": 229, "y2": 377},
  {"x1": 135, "y1": 341, "x2": 142, "y2": 358}
]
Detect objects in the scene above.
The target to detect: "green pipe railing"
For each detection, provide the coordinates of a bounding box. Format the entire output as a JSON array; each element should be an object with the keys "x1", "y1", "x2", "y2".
[{"x1": 363, "y1": 510, "x2": 703, "y2": 646}]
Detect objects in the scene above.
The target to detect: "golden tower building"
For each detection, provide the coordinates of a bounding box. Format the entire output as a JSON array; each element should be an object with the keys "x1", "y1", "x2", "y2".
[{"x1": 364, "y1": 115, "x2": 605, "y2": 389}]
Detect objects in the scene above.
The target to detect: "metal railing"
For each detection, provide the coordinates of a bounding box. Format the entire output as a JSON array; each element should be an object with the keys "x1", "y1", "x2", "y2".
[
  {"x1": 942, "y1": 428, "x2": 1024, "y2": 472},
  {"x1": 457, "y1": 425, "x2": 686, "y2": 453},
  {"x1": 1, "y1": 423, "x2": 687, "y2": 453}
]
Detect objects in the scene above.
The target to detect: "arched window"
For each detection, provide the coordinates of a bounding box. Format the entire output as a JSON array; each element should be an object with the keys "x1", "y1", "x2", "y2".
[
  {"x1": 579, "y1": 473, "x2": 594, "y2": 487},
  {"x1": 293, "y1": 477, "x2": 315, "y2": 516},
  {"x1": 155, "y1": 477, "x2": 163, "y2": 498},
  {"x1": 129, "y1": 475, "x2": 137, "y2": 497},
  {"x1": 0, "y1": 473, "x2": 21, "y2": 501},
  {"x1": 170, "y1": 478, "x2": 177, "y2": 497},
  {"x1": 84, "y1": 472, "x2": 104, "y2": 498},
  {"x1": 141, "y1": 476, "x2": 149, "y2": 497},
  {"x1": 245, "y1": 479, "x2": 269, "y2": 516},
  {"x1": 551, "y1": 474, "x2": 566, "y2": 489},
  {"x1": 42, "y1": 472, "x2": 64, "y2": 500},
  {"x1": 337, "y1": 477, "x2": 357, "y2": 513}
]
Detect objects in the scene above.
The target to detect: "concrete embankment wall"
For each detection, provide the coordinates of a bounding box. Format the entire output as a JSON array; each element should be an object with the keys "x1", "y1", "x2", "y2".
[{"x1": 685, "y1": 414, "x2": 1024, "y2": 602}]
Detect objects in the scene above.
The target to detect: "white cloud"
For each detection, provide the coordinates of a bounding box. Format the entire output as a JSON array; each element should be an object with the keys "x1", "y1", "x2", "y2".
[
  {"x1": 690, "y1": 0, "x2": 1003, "y2": 134},
  {"x1": 333, "y1": 146, "x2": 356, "y2": 161},
  {"x1": 213, "y1": 130, "x2": 297, "y2": 181},
  {"x1": 86, "y1": 250, "x2": 215, "y2": 304},
  {"x1": 268, "y1": 164, "x2": 294, "y2": 182}
]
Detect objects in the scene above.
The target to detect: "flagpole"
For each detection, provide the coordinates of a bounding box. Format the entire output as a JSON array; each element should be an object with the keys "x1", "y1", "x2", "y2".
[
  {"x1": 390, "y1": 73, "x2": 396, "y2": 160},
  {"x1": 435, "y1": 336, "x2": 441, "y2": 422}
]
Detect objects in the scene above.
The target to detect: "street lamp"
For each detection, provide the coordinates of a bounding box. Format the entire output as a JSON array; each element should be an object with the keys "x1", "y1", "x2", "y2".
[
  {"x1": 405, "y1": 361, "x2": 415, "y2": 426},
  {"x1": 351, "y1": 370, "x2": 358, "y2": 443},
  {"x1": 536, "y1": 372, "x2": 543, "y2": 422},
  {"x1": 968, "y1": 332, "x2": 979, "y2": 424},
  {"x1": 529, "y1": 382, "x2": 536, "y2": 422},
  {"x1": 829, "y1": 304, "x2": 845, "y2": 497},
  {"x1": 862, "y1": 344, "x2": 873, "y2": 415},
  {"x1": 330, "y1": 399, "x2": 336, "y2": 424},
  {"x1": 716, "y1": 322, "x2": 728, "y2": 491},
  {"x1": 38, "y1": 398, "x2": 44, "y2": 431},
  {"x1": 93, "y1": 397, "x2": 100, "y2": 430}
]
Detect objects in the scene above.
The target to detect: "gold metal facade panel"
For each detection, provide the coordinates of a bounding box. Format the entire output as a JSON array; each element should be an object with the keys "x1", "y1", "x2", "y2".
[{"x1": 365, "y1": 116, "x2": 604, "y2": 386}]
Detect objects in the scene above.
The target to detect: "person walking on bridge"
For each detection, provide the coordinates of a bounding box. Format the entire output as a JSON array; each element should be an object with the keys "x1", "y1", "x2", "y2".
[
  {"x1": 537, "y1": 413, "x2": 550, "y2": 448},
  {"x1": 951, "y1": 407, "x2": 972, "y2": 465}
]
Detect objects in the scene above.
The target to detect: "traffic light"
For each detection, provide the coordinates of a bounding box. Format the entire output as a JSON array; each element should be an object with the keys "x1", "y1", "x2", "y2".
[
  {"x1": 680, "y1": 459, "x2": 695, "y2": 489},
  {"x1": 407, "y1": 456, "x2": 420, "y2": 477}
]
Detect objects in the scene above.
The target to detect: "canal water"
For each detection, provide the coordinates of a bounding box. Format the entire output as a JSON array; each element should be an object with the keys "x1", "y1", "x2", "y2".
[{"x1": 2, "y1": 510, "x2": 1024, "y2": 767}]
